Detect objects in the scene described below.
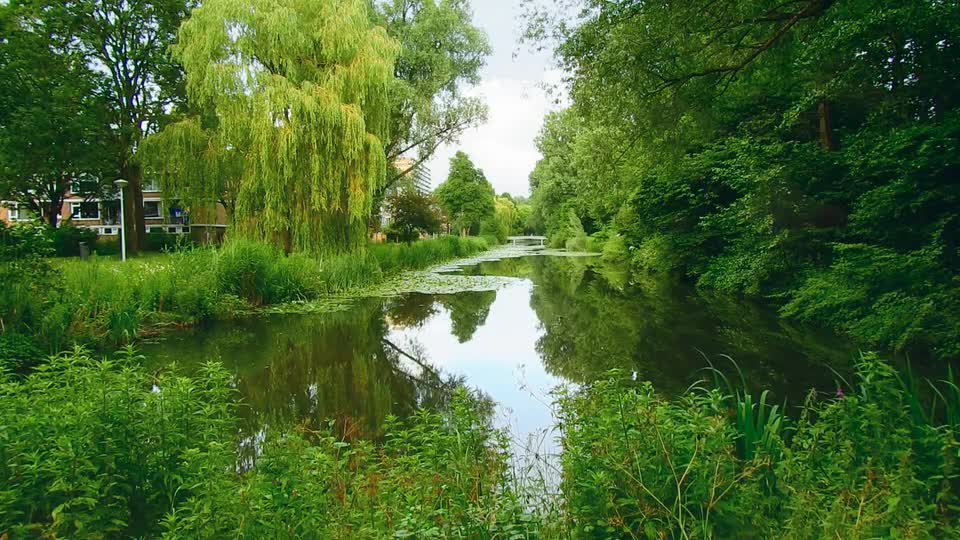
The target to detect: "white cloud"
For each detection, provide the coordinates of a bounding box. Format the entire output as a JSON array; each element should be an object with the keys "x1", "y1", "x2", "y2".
[{"x1": 425, "y1": 71, "x2": 566, "y2": 197}]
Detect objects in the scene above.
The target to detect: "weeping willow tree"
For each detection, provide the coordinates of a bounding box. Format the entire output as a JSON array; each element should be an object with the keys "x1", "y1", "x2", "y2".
[
  {"x1": 163, "y1": 0, "x2": 398, "y2": 253},
  {"x1": 141, "y1": 114, "x2": 245, "y2": 222}
]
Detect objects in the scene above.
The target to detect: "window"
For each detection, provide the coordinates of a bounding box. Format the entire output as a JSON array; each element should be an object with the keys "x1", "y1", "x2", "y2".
[
  {"x1": 70, "y1": 202, "x2": 99, "y2": 220},
  {"x1": 142, "y1": 179, "x2": 161, "y2": 192},
  {"x1": 7, "y1": 203, "x2": 29, "y2": 221},
  {"x1": 144, "y1": 201, "x2": 161, "y2": 218},
  {"x1": 70, "y1": 178, "x2": 99, "y2": 195}
]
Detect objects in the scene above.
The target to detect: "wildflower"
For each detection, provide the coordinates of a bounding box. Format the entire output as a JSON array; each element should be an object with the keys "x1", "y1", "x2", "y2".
[{"x1": 835, "y1": 387, "x2": 845, "y2": 399}]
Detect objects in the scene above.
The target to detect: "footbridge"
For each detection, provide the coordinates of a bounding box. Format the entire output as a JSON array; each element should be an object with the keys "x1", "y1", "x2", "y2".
[{"x1": 507, "y1": 236, "x2": 547, "y2": 247}]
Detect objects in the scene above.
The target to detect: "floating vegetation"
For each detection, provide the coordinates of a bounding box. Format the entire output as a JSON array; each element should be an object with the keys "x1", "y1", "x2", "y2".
[
  {"x1": 368, "y1": 271, "x2": 520, "y2": 297},
  {"x1": 262, "y1": 298, "x2": 357, "y2": 315}
]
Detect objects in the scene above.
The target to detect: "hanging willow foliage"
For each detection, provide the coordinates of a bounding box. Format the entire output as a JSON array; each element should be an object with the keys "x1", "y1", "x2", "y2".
[
  {"x1": 141, "y1": 115, "x2": 245, "y2": 222},
  {"x1": 171, "y1": 0, "x2": 399, "y2": 253}
]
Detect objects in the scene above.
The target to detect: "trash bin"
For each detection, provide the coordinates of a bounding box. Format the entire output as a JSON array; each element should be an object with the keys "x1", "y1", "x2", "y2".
[{"x1": 79, "y1": 241, "x2": 90, "y2": 260}]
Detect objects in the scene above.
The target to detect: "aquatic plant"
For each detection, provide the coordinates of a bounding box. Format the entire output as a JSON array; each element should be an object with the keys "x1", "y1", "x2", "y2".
[
  {"x1": 4, "y1": 236, "x2": 489, "y2": 353},
  {"x1": 556, "y1": 355, "x2": 959, "y2": 538}
]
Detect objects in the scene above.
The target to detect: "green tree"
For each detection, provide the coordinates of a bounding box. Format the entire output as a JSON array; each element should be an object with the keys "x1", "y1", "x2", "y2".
[
  {"x1": 525, "y1": 0, "x2": 960, "y2": 359},
  {"x1": 480, "y1": 196, "x2": 516, "y2": 243},
  {"x1": 171, "y1": 0, "x2": 399, "y2": 253},
  {"x1": 434, "y1": 151, "x2": 495, "y2": 236},
  {"x1": 374, "y1": 0, "x2": 491, "y2": 192},
  {"x1": 0, "y1": 2, "x2": 114, "y2": 228},
  {"x1": 140, "y1": 114, "x2": 243, "y2": 223},
  {"x1": 386, "y1": 189, "x2": 442, "y2": 243},
  {"x1": 23, "y1": 0, "x2": 197, "y2": 253}
]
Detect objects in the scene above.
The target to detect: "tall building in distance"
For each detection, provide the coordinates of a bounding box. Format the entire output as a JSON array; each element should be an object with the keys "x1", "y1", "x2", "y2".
[{"x1": 393, "y1": 157, "x2": 431, "y2": 195}]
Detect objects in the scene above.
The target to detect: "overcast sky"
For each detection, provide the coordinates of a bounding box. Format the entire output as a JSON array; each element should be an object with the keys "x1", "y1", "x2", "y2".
[{"x1": 424, "y1": 0, "x2": 564, "y2": 197}]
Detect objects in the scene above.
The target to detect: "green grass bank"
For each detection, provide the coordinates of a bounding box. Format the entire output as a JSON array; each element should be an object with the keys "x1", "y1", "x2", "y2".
[{"x1": 1, "y1": 234, "x2": 489, "y2": 354}]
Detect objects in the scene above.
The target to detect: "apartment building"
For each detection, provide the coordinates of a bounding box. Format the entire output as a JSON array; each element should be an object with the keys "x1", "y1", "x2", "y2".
[
  {"x1": 393, "y1": 157, "x2": 432, "y2": 195},
  {"x1": 1, "y1": 179, "x2": 192, "y2": 235}
]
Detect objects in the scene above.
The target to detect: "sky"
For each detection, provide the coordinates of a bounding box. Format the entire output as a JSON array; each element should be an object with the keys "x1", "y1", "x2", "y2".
[{"x1": 424, "y1": 0, "x2": 565, "y2": 197}]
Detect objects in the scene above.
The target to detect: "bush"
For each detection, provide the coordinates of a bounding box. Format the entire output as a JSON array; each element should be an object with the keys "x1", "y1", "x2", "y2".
[
  {"x1": 163, "y1": 390, "x2": 537, "y2": 538},
  {"x1": 51, "y1": 224, "x2": 97, "y2": 257},
  {"x1": 601, "y1": 233, "x2": 629, "y2": 262},
  {"x1": 783, "y1": 244, "x2": 960, "y2": 359},
  {"x1": 0, "y1": 347, "x2": 235, "y2": 538},
  {"x1": 0, "y1": 348, "x2": 537, "y2": 538},
  {"x1": 145, "y1": 231, "x2": 191, "y2": 252},
  {"x1": 0, "y1": 223, "x2": 56, "y2": 334},
  {"x1": 557, "y1": 355, "x2": 959, "y2": 538},
  {"x1": 6, "y1": 236, "x2": 492, "y2": 352},
  {"x1": 94, "y1": 237, "x2": 121, "y2": 256},
  {"x1": 0, "y1": 332, "x2": 43, "y2": 374}
]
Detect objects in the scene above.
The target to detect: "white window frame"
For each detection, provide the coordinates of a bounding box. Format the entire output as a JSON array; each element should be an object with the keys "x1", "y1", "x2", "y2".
[
  {"x1": 6, "y1": 202, "x2": 32, "y2": 222},
  {"x1": 143, "y1": 200, "x2": 162, "y2": 219},
  {"x1": 70, "y1": 201, "x2": 100, "y2": 220}
]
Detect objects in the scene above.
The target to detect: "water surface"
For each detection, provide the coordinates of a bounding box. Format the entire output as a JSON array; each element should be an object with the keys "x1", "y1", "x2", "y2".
[{"x1": 143, "y1": 253, "x2": 856, "y2": 451}]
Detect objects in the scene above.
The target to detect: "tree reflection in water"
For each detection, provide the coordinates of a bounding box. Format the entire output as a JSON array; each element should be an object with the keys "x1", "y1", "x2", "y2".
[
  {"x1": 143, "y1": 298, "x2": 469, "y2": 462},
  {"x1": 143, "y1": 253, "x2": 859, "y2": 465}
]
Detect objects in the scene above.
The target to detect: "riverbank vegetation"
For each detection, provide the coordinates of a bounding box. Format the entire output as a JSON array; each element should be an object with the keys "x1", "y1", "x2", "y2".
[
  {"x1": 523, "y1": 0, "x2": 960, "y2": 360},
  {"x1": 0, "y1": 224, "x2": 488, "y2": 355},
  {"x1": 2, "y1": 348, "x2": 956, "y2": 538}
]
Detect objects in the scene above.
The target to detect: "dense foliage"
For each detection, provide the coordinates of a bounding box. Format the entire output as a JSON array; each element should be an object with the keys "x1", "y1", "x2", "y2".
[
  {"x1": 2, "y1": 347, "x2": 955, "y2": 538},
  {"x1": 525, "y1": 0, "x2": 960, "y2": 359},
  {"x1": 435, "y1": 151, "x2": 496, "y2": 236},
  {"x1": 0, "y1": 348, "x2": 535, "y2": 538},
  {"x1": 385, "y1": 189, "x2": 442, "y2": 242},
  {"x1": 0, "y1": 235, "x2": 487, "y2": 353},
  {"x1": 374, "y1": 0, "x2": 490, "y2": 195},
  {"x1": 152, "y1": 0, "x2": 399, "y2": 254},
  {"x1": 557, "y1": 354, "x2": 959, "y2": 538},
  {"x1": 0, "y1": 2, "x2": 114, "y2": 228}
]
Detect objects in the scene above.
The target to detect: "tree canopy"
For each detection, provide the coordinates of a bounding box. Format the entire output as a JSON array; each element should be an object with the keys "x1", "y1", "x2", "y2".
[
  {"x1": 385, "y1": 189, "x2": 442, "y2": 243},
  {"x1": 525, "y1": 0, "x2": 960, "y2": 359},
  {"x1": 434, "y1": 151, "x2": 495, "y2": 236},
  {"x1": 168, "y1": 0, "x2": 399, "y2": 253},
  {"x1": 374, "y1": 0, "x2": 491, "y2": 192},
  {"x1": 0, "y1": 2, "x2": 114, "y2": 228}
]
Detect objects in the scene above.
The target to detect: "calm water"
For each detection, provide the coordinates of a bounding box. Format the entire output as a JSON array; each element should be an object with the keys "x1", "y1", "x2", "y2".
[{"x1": 142, "y1": 253, "x2": 857, "y2": 451}]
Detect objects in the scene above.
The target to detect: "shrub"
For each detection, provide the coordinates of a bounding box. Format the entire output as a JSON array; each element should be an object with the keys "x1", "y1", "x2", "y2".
[
  {"x1": 162, "y1": 390, "x2": 538, "y2": 538},
  {"x1": 0, "y1": 347, "x2": 235, "y2": 538},
  {"x1": 556, "y1": 356, "x2": 959, "y2": 538},
  {"x1": 0, "y1": 332, "x2": 43, "y2": 374},
  {"x1": 94, "y1": 236, "x2": 121, "y2": 256},
  {"x1": 145, "y1": 231, "x2": 190, "y2": 252},
  {"x1": 214, "y1": 239, "x2": 281, "y2": 305},
  {"x1": 783, "y1": 243, "x2": 960, "y2": 359},
  {"x1": 50, "y1": 223, "x2": 97, "y2": 257},
  {"x1": 0, "y1": 349, "x2": 537, "y2": 538},
  {"x1": 0, "y1": 223, "x2": 56, "y2": 334},
  {"x1": 601, "y1": 232, "x2": 629, "y2": 262},
  {"x1": 5, "y1": 236, "x2": 492, "y2": 352}
]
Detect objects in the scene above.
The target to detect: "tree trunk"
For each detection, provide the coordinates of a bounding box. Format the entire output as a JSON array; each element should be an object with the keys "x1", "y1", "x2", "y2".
[
  {"x1": 45, "y1": 197, "x2": 61, "y2": 229},
  {"x1": 817, "y1": 99, "x2": 837, "y2": 151},
  {"x1": 120, "y1": 161, "x2": 144, "y2": 255}
]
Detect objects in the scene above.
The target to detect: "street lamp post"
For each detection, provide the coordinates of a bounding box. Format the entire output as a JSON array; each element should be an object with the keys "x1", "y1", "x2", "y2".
[{"x1": 114, "y1": 179, "x2": 128, "y2": 262}]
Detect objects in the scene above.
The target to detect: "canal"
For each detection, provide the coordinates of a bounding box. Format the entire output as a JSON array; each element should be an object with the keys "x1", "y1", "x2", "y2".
[{"x1": 142, "y1": 249, "x2": 857, "y2": 457}]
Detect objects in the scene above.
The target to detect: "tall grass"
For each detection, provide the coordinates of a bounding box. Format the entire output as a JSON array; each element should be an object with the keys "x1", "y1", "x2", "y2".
[
  {"x1": 13, "y1": 236, "x2": 489, "y2": 350},
  {"x1": 0, "y1": 348, "x2": 536, "y2": 538},
  {"x1": 1, "y1": 347, "x2": 956, "y2": 538},
  {"x1": 557, "y1": 354, "x2": 959, "y2": 538}
]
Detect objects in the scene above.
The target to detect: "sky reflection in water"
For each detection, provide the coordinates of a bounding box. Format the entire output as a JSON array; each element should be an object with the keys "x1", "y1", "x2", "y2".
[{"x1": 143, "y1": 254, "x2": 856, "y2": 458}]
